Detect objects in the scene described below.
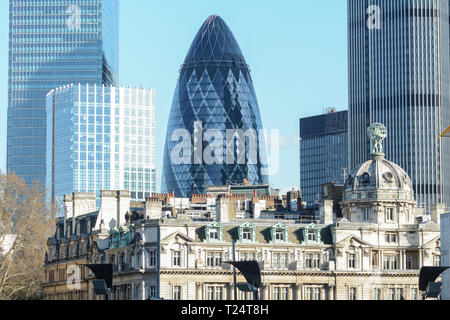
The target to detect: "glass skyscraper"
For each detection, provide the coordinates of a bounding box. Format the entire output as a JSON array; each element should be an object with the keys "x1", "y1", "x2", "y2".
[
  {"x1": 162, "y1": 15, "x2": 268, "y2": 197},
  {"x1": 348, "y1": 0, "x2": 450, "y2": 212},
  {"x1": 8, "y1": 0, "x2": 119, "y2": 185},
  {"x1": 300, "y1": 110, "x2": 348, "y2": 204},
  {"x1": 46, "y1": 84, "x2": 156, "y2": 204}
]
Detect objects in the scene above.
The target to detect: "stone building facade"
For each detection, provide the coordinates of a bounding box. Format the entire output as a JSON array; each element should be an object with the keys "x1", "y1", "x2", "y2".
[{"x1": 43, "y1": 126, "x2": 444, "y2": 300}]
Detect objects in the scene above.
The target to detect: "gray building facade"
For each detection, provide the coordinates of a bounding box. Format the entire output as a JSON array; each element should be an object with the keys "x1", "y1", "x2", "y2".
[
  {"x1": 299, "y1": 110, "x2": 348, "y2": 205},
  {"x1": 348, "y1": 0, "x2": 450, "y2": 212}
]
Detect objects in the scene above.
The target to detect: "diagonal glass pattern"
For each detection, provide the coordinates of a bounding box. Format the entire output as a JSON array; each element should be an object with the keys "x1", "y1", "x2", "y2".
[{"x1": 162, "y1": 15, "x2": 268, "y2": 197}]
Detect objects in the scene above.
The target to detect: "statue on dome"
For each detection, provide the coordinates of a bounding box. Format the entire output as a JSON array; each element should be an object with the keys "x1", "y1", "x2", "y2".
[{"x1": 368, "y1": 123, "x2": 387, "y2": 154}]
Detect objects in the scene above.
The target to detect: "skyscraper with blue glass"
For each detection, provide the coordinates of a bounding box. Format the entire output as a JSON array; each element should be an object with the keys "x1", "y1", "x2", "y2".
[
  {"x1": 300, "y1": 110, "x2": 348, "y2": 204},
  {"x1": 7, "y1": 0, "x2": 119, "y2": 185},
  {"x1": 46, "y1": 84, "x2": 156, "y2": 203},
  {"x1": 162, "y1": 15, "x2": 268, "y2": 197}
]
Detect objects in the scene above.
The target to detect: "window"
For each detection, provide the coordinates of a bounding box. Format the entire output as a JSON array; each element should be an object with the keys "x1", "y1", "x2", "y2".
[
  {"x1": 205, "y1": 222, "x2": 223, "y2": 242},
  {"x1": 274, "y1": 287, "x2": 280, "y2": 300},
  {"x1": 271, "y1": 224, "x2": 288, "y2": 243},
  {"x1": 272, "y1": 253, "x2": 288, "y2": 269},
  {"x1": 406, "y1": 255, "x2": 413, "y2": 270},
  {"x1": 275, "y1": 230, "x2": 285, "y2": 241},
  {"x1": 306, "y1": 288, "x2": 313, "y2": 300},
  {"x1": 273, "y1": 286, "x2": 288, "y2": 300},
  {"x1": 348, "y1": 254, "x2": 356, "y2": 269},
  {"x1": 314, "y1": 288, "x2": 321, "y2": 301},
  {"x1": 307, "y1": 229, "x2": 316, "y2": 242},
  {"x1": 282, "y1": 287, "x2": 289, "y2": 300},
  {"x1": 385, "y1": 233, "x2": 397, "y2": 243},
  {"x1": 208, "y1": 286, "x2": 214, "y2": 300},
  {"x1": 148, "y1": 251, "x2": 156, "y2": 267},
  {"x1": 242, "y1": 228, "x2": 252, "y2": 241},
  {"x1": 306, "y1": 253, "x2": 320, "y2": 269},
  {"x1": 396, "y1": 289, "x2": 403, "y2": 300},
  {"x1": 383, "y1": 255, "x2": 399, "y2": 270},
  {"x1": 207, "y1": 252, "x2": 223, "y2": 268},
  {"x1": 372, "y1": 252, "x2": 379, "y2": 269},
  {"x1": 363, "y1": 208, "x2": 370, "y2": 221},
  {"x1": 209, "y1": 229, "x2": 219, "y2": 240},
  {"x1": 148, "y1": 285, "x2": 157, "y2": 299},
  {"x1": 386, "y1": 208, "x2": 394, "y2": 221},
  {"x1": 173, "y1": 286, "x2": 181, "y2": 300},
  {"x1": 388, "y1": 288, "x2": 395, "y2": 300},
  {"x1": 215, "y1": 287, "x2": 223, "y2": 300},
  {"x1": 374, "y1": 288, "x2": 381, "y2": 300},
  {"x1": 349, "y1": 287, "x2": 357, "y2": 300},
  {"x1": 173, "y1": 251, "x2": 181, "y2": 267},
  {"x1": 272, "y1": 253, "x2": 280, "y2": 268},
  {"x1": 240, "y1": 252, "x2": 256, "y2": 262}
]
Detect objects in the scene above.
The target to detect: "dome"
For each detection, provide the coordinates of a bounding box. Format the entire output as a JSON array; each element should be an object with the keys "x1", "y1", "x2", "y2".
[
  {"x1": 183, "y1": 15, "x2": 247, "y2": 67},
  {"x1": 343, "y1": 153, "x2": 415, "y2": 202}
]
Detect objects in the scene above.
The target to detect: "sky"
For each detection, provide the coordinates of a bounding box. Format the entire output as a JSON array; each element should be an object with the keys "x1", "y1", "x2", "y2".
[{"x1": 0, "y1": 0, "x2": 348, "y2": 192}]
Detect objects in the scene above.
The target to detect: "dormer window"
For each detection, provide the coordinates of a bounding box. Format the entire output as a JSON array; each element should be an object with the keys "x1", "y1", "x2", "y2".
[
  {"x1": 238, "y1": 222, "x2": 256, "y2": 243},
  {"x1": 205, "y1": 222, "x2": 223, "y2": 242},
  {"x1": 302, "y1": 223, "x2": 322, "y2": 244},
  {"x1": 270, "y1": 224, "x2": 289, "y2": 244}
]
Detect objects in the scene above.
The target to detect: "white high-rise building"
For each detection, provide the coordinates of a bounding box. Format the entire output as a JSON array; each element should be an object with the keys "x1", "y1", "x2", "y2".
[{"x1": 46, "y1": 84, "x2": 156, "y2": 204}]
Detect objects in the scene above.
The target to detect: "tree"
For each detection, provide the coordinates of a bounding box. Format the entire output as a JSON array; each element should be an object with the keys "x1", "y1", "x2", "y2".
[{"x1": 0, "y1": 173, "x2": 55, "y2": 300}]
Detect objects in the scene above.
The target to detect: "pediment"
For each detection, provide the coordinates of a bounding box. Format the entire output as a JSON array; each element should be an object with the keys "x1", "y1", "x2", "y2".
[
  {"x1": 304, "y1": 223, "x2": 321, "y2": 230},
  {"x1": 239, "y1": 222, "x2": 255, "y2": 229},
  {"x1": 423, "y1": 236, "x2": 440, "y2": 248},
  {"x1": 336, "y1": 235, "x2": 371, "y2": 247},
  {"x1": 207, "y1": 221, "x2": 223, "y2": 229},
  {"x1": 161, "y1": 232, "x2": 195, "y2": 244},
  {"x1": 336, "y1": 217, "x2": 351, "y2": 224},
  {"x1": 272, "y1": 223, "x2": 288, "y2": 230}
]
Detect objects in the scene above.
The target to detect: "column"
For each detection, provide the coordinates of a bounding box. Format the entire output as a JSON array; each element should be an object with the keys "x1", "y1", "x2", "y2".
[
  {"x1": 419, "y1": 249, "x2": 423, "y2": 269},
  {"x1": 263, "y1": 284, "x2": 269, "y2": 300},
  {"x1": 288, "y1": 285, "x2": 294, "y2": 300},
  {"x1": 196, "y1": 283, "x2": 202, "y2": 300},
  {"x1": 226, "y1": 283, "x2": 233, "y2": 300},
  {"x1": 142, "y1": 250, "x2": 146, "y2": 270},
  {"x1": 141, "y1": 280, "x2": 146, "y2": 300},
  {"x1": 295, "y1": 284, "x2": 302, "y2": 300}
]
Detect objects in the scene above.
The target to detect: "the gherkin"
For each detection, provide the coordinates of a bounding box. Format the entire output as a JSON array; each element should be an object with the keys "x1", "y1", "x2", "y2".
[{"x1": 162, "y1": 15, "x2": 268, "y2": 197}]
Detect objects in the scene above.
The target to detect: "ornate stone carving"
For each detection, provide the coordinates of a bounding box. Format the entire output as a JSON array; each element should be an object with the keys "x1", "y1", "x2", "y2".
[{"x1": 368, "y1": 123, "x2": 387, "y2": 154}]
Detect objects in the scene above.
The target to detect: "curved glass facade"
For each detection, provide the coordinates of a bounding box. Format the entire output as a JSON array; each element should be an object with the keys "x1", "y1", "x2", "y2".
[{"x1": 162, "y1": 15, "x2": 268, "y2": 197}]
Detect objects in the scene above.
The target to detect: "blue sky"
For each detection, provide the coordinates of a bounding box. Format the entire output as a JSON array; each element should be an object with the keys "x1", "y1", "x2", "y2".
[{"x1": 0, "y1": 0, "x2": 348, "y2": 191}]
